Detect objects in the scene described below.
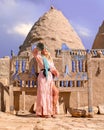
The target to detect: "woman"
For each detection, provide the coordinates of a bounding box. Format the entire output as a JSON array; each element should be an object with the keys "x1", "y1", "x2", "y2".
[{"x1": 32, "y1": 42, "x2": 59, "y2": 117}]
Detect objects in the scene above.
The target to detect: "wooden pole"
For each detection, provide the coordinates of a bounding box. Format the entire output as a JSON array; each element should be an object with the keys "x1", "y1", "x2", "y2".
[
  {"x1": 9, "y1": 85, "x2": 14, "y2": 114},
  {"x1": 22, "y1": 91, "x2": 26, "y2": 112},
  {"x1": 77, "y1": 91, "x2": 80, "y2": 108},
  {"x1": 87, "y1": 52, "x2": 94, "y2": 117}
]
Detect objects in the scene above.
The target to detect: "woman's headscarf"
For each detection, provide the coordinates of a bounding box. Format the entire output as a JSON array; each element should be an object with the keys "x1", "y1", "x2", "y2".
[{"x1": 36, "y1": 42, "x2": 50, "y2": 79}]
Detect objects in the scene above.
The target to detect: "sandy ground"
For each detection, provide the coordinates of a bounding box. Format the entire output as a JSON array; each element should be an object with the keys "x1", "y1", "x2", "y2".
[{"x1": 0, "y1": 112, "x2": 104, "y2": 130}]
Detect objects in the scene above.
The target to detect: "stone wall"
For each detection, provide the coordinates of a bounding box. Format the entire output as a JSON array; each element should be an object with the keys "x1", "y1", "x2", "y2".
[
  {"x1": 69, "y1": 57, "x2": 104, "y2": 108},
  {"x1": 0, "y1": 56, "x2": 10, "y2": 86},
  {"x1": 91, "y1": 58, "x2": 104, "y2": 106},
  {"x1": 0, "y1": 56, "x2": 10, "y2": 112},
  {"x1": 0, "y1": 54, "x2": 104, "y2": 113}
]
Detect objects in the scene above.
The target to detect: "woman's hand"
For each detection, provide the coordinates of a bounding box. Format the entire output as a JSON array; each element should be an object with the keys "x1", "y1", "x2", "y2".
[
  {"x1": 51, "y1": 68, "x2": 59, "y2": 77},
  {"x1": 55, "y1": 69, "x2": 59, "y2": 77},
  {"x1": 32, "y1": 48, "x2": 38, "y2": 57}
]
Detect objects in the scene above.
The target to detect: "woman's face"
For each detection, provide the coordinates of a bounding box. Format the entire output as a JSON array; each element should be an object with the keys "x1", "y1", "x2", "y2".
[{"x1": 41, "y1": 49, "x2": 48, "y2": 55}]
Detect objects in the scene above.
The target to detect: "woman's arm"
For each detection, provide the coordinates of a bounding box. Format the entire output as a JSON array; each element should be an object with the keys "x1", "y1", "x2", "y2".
[
  {"x1": 32, "y1": 48, "x2": 44, "y2": 68},
  {"x1": 50, "y1": 67, "x2": 59, "y2": 77},
  {"x1": 49, "y1": 62, "x2": 59, "y2": 77},
  {"x1": 49, "y1": 60, "x2": 59, "y2": 77}
]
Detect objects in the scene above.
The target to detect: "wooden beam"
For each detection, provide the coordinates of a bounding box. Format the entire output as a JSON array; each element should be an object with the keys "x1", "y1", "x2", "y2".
[{"x1": 9, "y1": 85, "x2": 14, "y2": 114}]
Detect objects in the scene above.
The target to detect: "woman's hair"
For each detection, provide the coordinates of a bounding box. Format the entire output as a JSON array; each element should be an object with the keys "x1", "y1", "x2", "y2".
[
  {"x1": 47, "y1": 52, "x2": 53, "y2": 62},
  {"x1": 36, "y1": 42, "x2": 53, "y2": 62},
  {"x1": 36, "y1": 42, "x2": 44, "y2": 51},
  {"x1": 41, "y1": 48, "x2": 53, "y2": 62}
]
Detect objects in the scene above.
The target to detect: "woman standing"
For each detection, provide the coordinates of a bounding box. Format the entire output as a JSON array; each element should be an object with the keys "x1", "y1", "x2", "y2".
[{"x1": 32, "y1": 42, "x2": 59, "y2": 117}]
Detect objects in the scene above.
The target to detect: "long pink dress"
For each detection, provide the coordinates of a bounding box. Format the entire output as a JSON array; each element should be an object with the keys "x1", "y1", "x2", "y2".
[{"x1": 35, "y1": 54, "x2": 55, "y2": 116}]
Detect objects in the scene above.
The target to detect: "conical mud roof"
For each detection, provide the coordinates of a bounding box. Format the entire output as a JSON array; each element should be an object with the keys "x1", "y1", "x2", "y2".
[
  {"x1": 18, "y1": 7, "x2": 85, "y2": 56},
  {"x1": 92, "y1": 21, "x2": 104, "y2": 49}
]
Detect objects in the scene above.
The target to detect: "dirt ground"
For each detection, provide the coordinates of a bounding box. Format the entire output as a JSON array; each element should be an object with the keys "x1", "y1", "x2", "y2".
[{"x1": 0, "y1": 112, "x2": 104, "y2": 130}]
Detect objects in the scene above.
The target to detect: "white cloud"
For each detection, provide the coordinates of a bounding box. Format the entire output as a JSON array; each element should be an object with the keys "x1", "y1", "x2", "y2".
[
  {"x1": 7, "y1": 23, "x2": 33, "y2": 37},
  {"x1": 0, "y1": 0, "x2": 17, "y2": 16},
  {"x1": 76, "y1": 25, "x2": 91, "y2": 37},
  {"x1": 0, "y1": 0, "x2": 16, "y2": 7},
  {"x1": 75, "y1": 24, "x2": 92, "y2": 38},
  {"x1": 71, "y1": 22, "x2": 92, "y2": 38}
]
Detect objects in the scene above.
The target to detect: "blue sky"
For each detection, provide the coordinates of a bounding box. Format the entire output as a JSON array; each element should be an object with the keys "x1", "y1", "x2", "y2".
[{"x1": 0, "y1": 0, "x2": 104, "y2": 58}]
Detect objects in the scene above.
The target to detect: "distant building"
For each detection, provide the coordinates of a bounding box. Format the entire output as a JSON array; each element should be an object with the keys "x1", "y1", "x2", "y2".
[
  {"x1": 92, "y1": 21, "x2": 104, "y2": 49},
  {"x1": 18, "y1": 7, "x2": 84, "y2": 57}
]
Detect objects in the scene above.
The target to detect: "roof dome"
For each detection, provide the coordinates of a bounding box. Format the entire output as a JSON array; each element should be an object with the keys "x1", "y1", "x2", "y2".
[
  {"x1": 18, "y1": 7, "x2": 85, "y2": 56},
  {"x1": 92, "y1": 21, "x2": 104, "y2": 49}
]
